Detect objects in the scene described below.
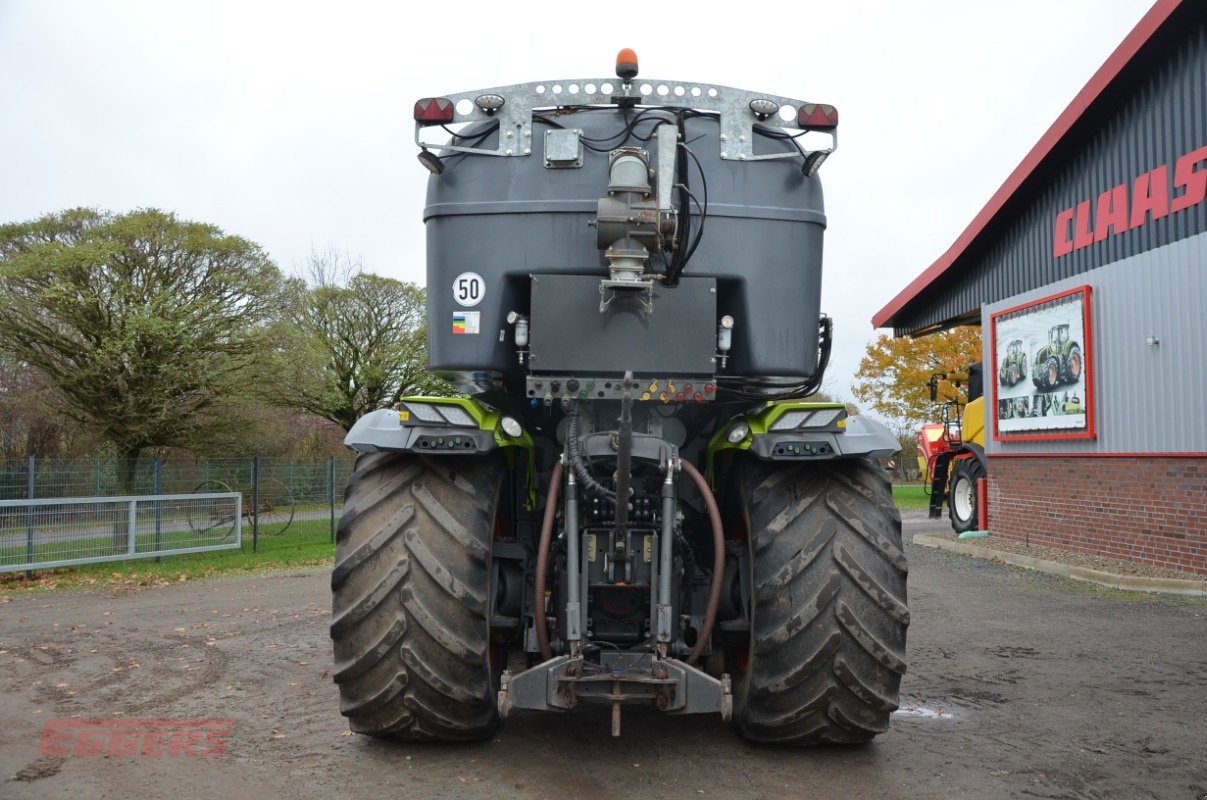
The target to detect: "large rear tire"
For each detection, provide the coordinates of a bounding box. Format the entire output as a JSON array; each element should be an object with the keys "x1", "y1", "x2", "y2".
[
  {"x1": 1066, "y1": 344, "x2": 1083, "y2": 383},
  {"x1": 733, "y1": 458, "x2": 908, "y2": 745},
  {"x1": 330, "y1": 451, "x2": 504, "y2": 741},
  {"x1": 948, "y1": 456, "x2": 985, "y2": 533}
]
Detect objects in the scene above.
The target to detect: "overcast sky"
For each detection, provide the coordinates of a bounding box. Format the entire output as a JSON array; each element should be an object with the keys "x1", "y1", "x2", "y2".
[{"x1": 0, "y1": 0, "x2": 1156, "y2": 405}]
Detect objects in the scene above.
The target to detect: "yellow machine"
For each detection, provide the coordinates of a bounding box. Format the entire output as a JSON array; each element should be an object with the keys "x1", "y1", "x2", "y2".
[{"x1": 916, "y1": 365, "x2": 987, "y2": 532}]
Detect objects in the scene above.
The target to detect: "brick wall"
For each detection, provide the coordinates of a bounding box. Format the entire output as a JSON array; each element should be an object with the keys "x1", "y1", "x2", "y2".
[{"x1": 986, "y1": 456, "x2": 1206, "y2": 576}]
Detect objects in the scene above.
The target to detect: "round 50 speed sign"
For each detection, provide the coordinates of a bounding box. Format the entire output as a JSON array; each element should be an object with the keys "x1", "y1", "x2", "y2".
[{"x1": 453, "y1": 272, "x2": 485, "y2": 307}]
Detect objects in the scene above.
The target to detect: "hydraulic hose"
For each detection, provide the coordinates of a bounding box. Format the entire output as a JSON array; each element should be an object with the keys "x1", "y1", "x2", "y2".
[
  {"x1": 567, "y1": 407, "x2": 614, "y2": 500},
  {"x1": 533, "y1": 460, "x2": 564, "y2": 662},
  {"x1": 680, "y1": 460, "x2": 725, "y2": 667},
  {"x1": 613, "y1": 374, "x2": 634, "y2": 543}
]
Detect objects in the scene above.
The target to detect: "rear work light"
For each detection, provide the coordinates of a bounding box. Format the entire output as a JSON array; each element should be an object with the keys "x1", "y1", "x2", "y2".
[
  {"x1": 414, "y1": 97, "x2": 455, "y2": 124},
  {"x1": 797, "y1": 103, "x2": 838, "y2": 130}
]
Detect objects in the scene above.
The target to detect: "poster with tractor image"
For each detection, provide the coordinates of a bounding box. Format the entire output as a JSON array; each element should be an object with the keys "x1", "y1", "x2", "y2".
[{"x1": 991, "y1": 285, "x2": 1094, "y2": 440}]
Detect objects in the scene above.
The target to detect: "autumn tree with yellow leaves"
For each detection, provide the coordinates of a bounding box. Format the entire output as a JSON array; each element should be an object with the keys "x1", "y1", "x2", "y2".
[{"x1": 852, "y1": 327, "x2": 983, "y2": 431}]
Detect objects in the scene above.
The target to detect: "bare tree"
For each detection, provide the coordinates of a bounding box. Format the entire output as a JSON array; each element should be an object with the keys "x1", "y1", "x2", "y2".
[
  {"x1": 281, "y1": 251, "x2": 450, "y2": 431},
  {"x1": 301, "y1": 244, "x2": 364, "y2": 288}
]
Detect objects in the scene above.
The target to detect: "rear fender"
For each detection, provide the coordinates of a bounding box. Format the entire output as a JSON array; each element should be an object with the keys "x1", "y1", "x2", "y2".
[
  {"x1": 344, "y1": 397, "x2": 536, "y2": 507},
  {"x1": 707, "y1": 402, "x2": 899, "y2": 485}
]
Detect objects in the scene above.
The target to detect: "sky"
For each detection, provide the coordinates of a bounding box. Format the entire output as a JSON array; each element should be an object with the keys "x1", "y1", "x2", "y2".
[{"x1": 0, "y1": 0, "x2": 1158, "y2": 405}]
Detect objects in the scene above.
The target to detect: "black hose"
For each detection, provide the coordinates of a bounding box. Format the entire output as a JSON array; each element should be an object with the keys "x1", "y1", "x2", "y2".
[
  {"x1": 566, "y1": 405, "x2": 614, "y2": 500},
  {"x1": 716, "y1": 315, "x2": 832, "y2": 401},
  {"x1": 613, "y1": 374, "x2": 634, "y2": 541}
]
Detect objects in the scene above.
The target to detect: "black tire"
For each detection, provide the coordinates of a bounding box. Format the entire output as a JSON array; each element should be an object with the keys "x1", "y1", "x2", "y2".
[
  {"x1": 732, "y1": 458, "x2": 908, "y2": 745},
  {"x1": 948, "y1": 456, "x2": 985, "y2": 534},
  {"x1": 331, "y1": 451, "x2": 505, "y2": 741},
  {"x1": 1066, "y1": 345, "x2": 1083, "y2": 383}
]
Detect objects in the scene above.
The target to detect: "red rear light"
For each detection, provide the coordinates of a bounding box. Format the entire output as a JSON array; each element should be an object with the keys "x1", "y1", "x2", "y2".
[
  {"x1": 414, "y1": 97, "x2": 455, "y2": 124},
  {"x1": 797, "y1": 103, "x2": 838, "y2": 130}
]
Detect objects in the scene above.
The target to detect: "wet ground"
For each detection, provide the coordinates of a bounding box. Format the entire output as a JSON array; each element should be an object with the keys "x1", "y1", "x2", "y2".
[{"x1": 2, "y1": 515, "x2": 1205, "y2": 800}]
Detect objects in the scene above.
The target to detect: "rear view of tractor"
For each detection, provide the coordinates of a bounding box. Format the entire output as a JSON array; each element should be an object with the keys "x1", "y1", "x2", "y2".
[{"x1": 331, "y1": 51, "x2": 906, "y2": 745}]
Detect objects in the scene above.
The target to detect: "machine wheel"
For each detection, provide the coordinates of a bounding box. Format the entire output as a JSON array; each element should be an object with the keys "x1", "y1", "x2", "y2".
[
  {"x1": 732, "y1": 458, "x2": 908, "y2": 745},
  {"x1": 1066, "y1": 345, "x2": 1083, "y2": 383},
  {"x1": 331, "y1": 451, "x2": 505, "y2": 741},
  {"x1": 948, "y1": 456, "x2": 985, "y2": 533},
  {"x1": 1046, "y1": 357, "x2": 1059, "y2": 388}
]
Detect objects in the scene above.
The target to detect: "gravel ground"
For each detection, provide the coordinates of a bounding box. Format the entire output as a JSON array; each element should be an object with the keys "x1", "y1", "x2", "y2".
[{"x1": 1, "y1": 515, "x2": 1205, "y2": 800}]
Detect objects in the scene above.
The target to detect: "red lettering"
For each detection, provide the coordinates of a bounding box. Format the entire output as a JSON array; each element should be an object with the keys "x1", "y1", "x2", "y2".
[
  {"x1": 1055, "y1": 144, "x2": 1205, "y2": 254},
  {"x1": 166, "y1": 729, "x2": 203, "y2": 756},
  {"x1": 108, "y1": 729, "x2": 141, "y2": 756},
  {"x1": 140, "y1": 729, "x2": 166, "y2": 756},
  {"x1": 75, "y1": 728, "x2": 109, "y2": 756},
  {"x1": 1130, "y1": 164, "x2": 1169, "y2": 227},
  {"x1": 1093, "y1": 183, "x2": 1129, "y2": 241},
  {"x1": 36, "y1": 718, "x2": 234, "y2": 758},
  {"x1": 37, "y1": 722, "x2": 76, "y2": 757},
  {"x1": 1171, "y1": 145, "x2": 1207, "y2": 213},
  {"x1": 1073, "y1": 200, "x2": 1094, "y2": 250},
  {"x1": 1053, "y1": 208, "x2": 1075, "y2": 257}
]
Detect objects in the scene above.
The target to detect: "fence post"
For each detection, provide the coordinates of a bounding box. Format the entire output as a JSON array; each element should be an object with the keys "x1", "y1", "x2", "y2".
[
  {"x1": 329, "y1": 457, "x2": 336, "y2": 543},
  {"x1": 252, "y1": 456, "x2": 259, "y2": 553},
  {"x1": 25, "y1": 455, "x2": 35, "y2": 580},
  {"x1": 154, "y1": 457, "x2": 163, "y2": 562},
  {"x1": 127, "y1": 499, "x2": 138, "y2": 555}
]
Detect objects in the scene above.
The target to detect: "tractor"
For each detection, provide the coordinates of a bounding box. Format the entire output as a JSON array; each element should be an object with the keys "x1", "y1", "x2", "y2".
[
  {"x1": 998, "y1": 339, "x2": 1027, "y2": 387},
  {"x1": 331, "y1": 51, "x2": 905, "y2": 745},
  {"x1": 1031, "y1": 323, "x2": 1082, "y2": 390}
]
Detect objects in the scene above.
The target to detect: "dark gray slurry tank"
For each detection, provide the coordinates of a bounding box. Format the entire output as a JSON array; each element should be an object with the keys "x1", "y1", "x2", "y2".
[
  {"x1": 334, "y1": 55, "x2": 905, "y2": 747},
  {"x1": 421, "y1": 81, "x2": 832, "y2": 393}
]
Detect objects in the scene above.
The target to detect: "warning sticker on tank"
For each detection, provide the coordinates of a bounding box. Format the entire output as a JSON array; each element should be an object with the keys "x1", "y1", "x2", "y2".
[{"x1": 452, "y1": 311, "x2": 480, "y2": 335}]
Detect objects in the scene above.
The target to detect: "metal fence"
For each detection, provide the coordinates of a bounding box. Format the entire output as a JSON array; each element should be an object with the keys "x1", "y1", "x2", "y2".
[
  {"x1": 0, "y1": 493, "x2": 242, "y2": 573},
  {"x1": 0, "y1": 456, "x2": 354, "y2": 555}
]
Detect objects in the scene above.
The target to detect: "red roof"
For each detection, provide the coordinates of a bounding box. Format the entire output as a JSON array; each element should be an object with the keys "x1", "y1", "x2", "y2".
[{"x1": 872, "y1": 0, "x2": 1184, "y2": 331}]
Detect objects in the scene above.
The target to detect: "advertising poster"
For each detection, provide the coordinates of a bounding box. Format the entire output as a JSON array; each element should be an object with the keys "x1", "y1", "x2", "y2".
[{"x1": 991, "y1": 286, "x2": 1094, "y2": 440}]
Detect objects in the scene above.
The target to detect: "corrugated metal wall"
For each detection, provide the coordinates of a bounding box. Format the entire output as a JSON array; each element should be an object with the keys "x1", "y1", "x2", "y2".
[
  {"x1": 982, "y1": 231, "x2": 1207, "y2": 454},
  {"x1": 894, "y1": 6, "x2": 1207, "y2": 336}
]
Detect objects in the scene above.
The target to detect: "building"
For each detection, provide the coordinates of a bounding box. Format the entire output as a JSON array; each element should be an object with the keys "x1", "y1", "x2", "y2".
[{"x1": 873, "y1": 0, "x2": 1205, "y2": 575}]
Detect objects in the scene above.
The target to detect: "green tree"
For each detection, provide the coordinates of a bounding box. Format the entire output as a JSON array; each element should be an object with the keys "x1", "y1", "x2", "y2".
[
  {"x1": 852, "y1": 326, "x2": 983, "y2": 431},
  {"x1": 0, "y1": 208, "x2": 283, "y2": 501},
  {"x1": 281, "y1": 248, "x2": 449, "y2": 432}
]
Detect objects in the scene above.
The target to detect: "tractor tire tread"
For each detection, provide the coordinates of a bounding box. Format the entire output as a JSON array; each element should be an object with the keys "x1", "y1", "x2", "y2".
[
  {"x1": 331, "y1": 450, "x2": 503, "y2": 742},
  {"x1": 734, "y1": 458, "x2": 908, "y2": 745}
]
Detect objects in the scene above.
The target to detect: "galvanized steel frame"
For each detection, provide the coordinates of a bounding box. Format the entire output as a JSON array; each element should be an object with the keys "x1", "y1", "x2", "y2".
[
  {"x1": 415, "y1": 78, "x2": 836, "y2": 162},
  {"x1": 0, "y1": 492, "x2": 242, "y2": 574}
]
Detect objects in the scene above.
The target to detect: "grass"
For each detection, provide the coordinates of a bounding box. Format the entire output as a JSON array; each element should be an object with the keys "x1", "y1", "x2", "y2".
[
  {"x1": 0, "y1": 519, "x2": 335, "y2": 594},
  {"x1": 892, "y1": 483, "x2": 931, "y2": 510},
  {"x1": 6, "y1": 485, "x2": 935, "y2": 594}
]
